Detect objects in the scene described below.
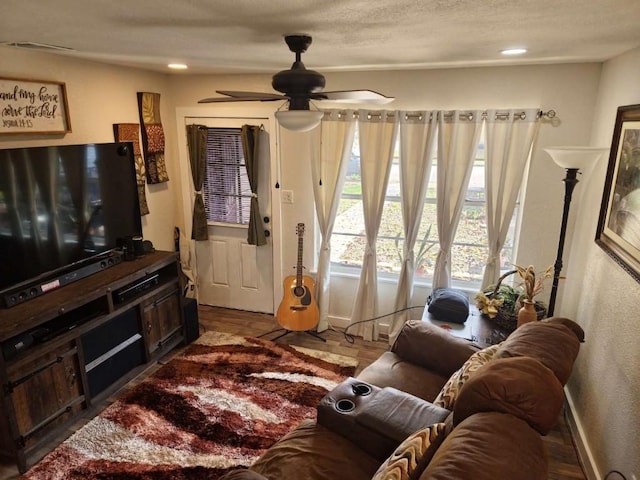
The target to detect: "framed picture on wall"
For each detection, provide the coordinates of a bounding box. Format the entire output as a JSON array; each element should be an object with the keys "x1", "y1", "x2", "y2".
[
  {"x1": 595, "y1": 104, "x2": 640, "y2": 283},
  {"x1": 0, "y1": 77, "x2": 72, "y2": 135}
]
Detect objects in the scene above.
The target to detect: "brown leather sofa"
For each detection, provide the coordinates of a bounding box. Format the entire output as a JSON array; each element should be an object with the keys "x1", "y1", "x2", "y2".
[{"x1": 222, "y1": 317, "x2": 584, "y2": 480}]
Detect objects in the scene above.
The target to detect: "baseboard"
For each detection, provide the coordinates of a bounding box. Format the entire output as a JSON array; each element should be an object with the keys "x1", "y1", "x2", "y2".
[
  {"x1": 564, "y1": 388, "x2": 600, "y2": 480},
  {"x1": 325, "y1": 315, "x2": 390, "y2": 338}
]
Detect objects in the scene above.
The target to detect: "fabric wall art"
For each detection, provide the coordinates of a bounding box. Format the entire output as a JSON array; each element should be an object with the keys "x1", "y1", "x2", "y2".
[
  {"x1": 137, "y1": 92, "x2": 169, "y2": 184},
  {"x1": 113, "y1": 123, "x2": 150, "y2": 215}
]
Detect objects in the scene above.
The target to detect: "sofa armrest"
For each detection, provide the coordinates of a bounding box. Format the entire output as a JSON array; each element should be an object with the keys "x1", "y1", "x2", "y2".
[
  {"x1": 357, "y1": 387, "x2": 450, "y2": 441},
  {"x1": 392, "y1": 320, "x2": 480, "y2": 378}
]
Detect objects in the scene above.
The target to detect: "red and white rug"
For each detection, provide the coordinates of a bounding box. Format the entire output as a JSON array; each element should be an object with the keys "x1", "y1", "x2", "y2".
[{"x1": 25, "y1": 331, "x2": 357, "y2": 479}]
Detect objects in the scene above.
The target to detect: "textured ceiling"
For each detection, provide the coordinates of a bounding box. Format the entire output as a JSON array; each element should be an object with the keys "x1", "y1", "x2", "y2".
[{"x1": 2, "y1": 0, "x2": 640, "y2": 75}]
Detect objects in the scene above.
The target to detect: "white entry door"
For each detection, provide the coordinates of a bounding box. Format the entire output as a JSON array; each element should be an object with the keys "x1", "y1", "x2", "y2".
[{"x1": 187, "y1": 117, "x2": 274, "y2": 314}]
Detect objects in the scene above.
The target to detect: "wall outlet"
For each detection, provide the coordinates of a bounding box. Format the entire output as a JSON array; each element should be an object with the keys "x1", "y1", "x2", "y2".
[{"x1": 282, "y1": 190, "x2": 294, "y2": 204}]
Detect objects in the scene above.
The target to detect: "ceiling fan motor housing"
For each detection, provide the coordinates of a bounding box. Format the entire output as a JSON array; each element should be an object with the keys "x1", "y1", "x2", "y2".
[
  {"x1": 271, "y1": 34, "x2": 325, "y2": 110},
  {"x1": 272, "y1": 66, "x2": 325, "y2": 110}
]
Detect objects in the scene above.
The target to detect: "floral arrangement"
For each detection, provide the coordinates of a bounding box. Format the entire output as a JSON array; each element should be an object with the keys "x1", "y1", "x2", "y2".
[
  {"x1": 475, "y1": 265, "x2": 552, "y2": 319},
  {"x1": 514, "y1": 264, "x2": 553, "y2": 302}
]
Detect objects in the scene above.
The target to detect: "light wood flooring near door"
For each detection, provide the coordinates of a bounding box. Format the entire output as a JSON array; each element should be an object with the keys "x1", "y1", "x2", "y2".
[{"x1": 0, "y1": 305, "x2": 587, "y2": 480}]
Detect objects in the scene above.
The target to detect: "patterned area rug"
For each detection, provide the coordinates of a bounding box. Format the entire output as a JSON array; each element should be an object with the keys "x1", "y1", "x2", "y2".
[{"x1": 25, "y1": 331, "x2": 358, "y2": 480}]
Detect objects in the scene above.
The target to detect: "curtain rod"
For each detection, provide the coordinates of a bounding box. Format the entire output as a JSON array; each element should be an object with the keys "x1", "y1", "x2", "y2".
[{"x1": 324, "y1": 109, "x2": 556, "y2": 121}]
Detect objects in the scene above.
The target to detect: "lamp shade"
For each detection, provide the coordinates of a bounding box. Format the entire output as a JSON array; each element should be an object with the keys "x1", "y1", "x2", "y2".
[
  {"x1": 544, "y1": 146, "x2": 608, "y2": 171},
  {"x1": 275, "y1": 110, "x2": 324, "y2": 132}
]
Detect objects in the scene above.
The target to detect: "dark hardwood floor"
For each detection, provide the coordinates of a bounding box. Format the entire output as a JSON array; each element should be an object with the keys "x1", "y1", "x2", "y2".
[{"x1": 0, "y1": 305, "x2": 587, "y2": 479}]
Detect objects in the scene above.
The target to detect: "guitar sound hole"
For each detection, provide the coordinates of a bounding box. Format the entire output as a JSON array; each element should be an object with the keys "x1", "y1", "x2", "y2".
[{"x1": 293, "y1": 286, "x2": 306, "y2": 297}]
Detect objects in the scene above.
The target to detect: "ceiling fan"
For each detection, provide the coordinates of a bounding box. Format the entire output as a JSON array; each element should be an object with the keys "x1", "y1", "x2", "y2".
[{"x1": 198, "y1": 34, "x2": 394, "y2": 131}]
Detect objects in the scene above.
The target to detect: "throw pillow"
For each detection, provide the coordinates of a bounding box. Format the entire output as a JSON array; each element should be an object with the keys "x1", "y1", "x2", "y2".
[
  {"x1": 371, "y1": 422, "x2": 447, "y2": 480},
  {"x1": 433, "y1": 343, "x2": 500, "y2": 410}
]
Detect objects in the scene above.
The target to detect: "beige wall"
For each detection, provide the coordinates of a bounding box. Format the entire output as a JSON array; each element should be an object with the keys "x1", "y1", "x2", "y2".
[
  {"x1": 0, "y1": 46, "x2": 178, "y2": 251},
  {"x1": 563, "y1": 46, "x2": 640, "y2": 480}
]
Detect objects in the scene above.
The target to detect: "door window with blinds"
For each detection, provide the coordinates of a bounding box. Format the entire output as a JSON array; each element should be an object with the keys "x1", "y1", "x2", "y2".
[{"x1": 203, "y1": 127, "x2": 252, "y2": 225}]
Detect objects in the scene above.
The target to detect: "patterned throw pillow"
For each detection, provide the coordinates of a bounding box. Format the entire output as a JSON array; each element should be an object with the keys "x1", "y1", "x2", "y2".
[
  {"x1": 433, "y1": 343, "x2": 500, "y2": 410},
  {"x1": 371, "y1": 423, "x2": 447, "y2": 480}
]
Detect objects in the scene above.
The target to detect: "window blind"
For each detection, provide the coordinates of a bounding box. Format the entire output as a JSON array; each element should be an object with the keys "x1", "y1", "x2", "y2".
[{"x1": 203, "y1": 127, "x2": 252, "y2": 225}]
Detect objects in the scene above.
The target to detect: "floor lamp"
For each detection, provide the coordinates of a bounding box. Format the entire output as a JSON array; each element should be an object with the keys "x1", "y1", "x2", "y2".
[{"x1": 544, "y1": 146, "x2": 608, "y2": 317}]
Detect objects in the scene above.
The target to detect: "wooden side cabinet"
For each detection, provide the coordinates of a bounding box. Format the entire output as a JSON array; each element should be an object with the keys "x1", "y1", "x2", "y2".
[
  {"x1": 0, "y1": 251, "x2": 185, "y2": 473},
  {"x1": 142, "y1": 286, "x2": 183, "y2": 357}
]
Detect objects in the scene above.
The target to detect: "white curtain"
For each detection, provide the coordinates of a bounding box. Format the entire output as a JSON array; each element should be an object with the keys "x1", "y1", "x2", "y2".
[
  {"x1": 350, "y1": 110, "x2": 399, "y2": 341},
  {"x1": 310, "y1": 110, "x2": 356, "y2": 332},
  {"x1": 432, "y1": 110, "x2": 483, "y2": 289},
  {"x1": 388, "y1": 111, "x2": 438, "y2": 343},
  {"x1": 481, "y1": 109, "x2": 540, "y2": 288}
]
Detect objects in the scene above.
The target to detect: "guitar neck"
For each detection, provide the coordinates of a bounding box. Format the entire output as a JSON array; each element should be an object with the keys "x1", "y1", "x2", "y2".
[{"x1": 296, "y1": 233, "x2": 304, "y2": 284}]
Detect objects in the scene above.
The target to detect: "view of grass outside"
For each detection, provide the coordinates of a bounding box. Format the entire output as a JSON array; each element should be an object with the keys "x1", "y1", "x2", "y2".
[{"x1": 331, "y1": 129, "x2": 517, "y2": 288}]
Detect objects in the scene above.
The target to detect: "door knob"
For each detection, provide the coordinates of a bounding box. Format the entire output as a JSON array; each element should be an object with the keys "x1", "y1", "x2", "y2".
[
  {"x1": 264, "y1": 230, "x2": 271, "y2": 237},
  {"x1": 263, "y1": 216, "x2": 270, "y2": 223}
]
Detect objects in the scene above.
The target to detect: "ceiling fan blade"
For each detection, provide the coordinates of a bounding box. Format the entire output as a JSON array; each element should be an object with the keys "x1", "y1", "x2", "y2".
[
  {"x1": 217, "y1": 90, "x2": 287, "y2": 100},
  {"x1": 312, "y1": 90, "x2": 395, "y2": 104},
  {"x1": 198, "y1": 91, "x2": 287, "y2": 103}
]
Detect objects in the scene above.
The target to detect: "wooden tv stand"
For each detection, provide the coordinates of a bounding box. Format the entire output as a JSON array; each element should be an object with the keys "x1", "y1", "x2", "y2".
[{"x1": 0, "y1": 250, "x2": 185, "y2": 473}]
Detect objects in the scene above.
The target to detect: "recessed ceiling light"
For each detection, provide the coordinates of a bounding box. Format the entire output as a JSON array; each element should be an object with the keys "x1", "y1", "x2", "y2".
[
  {"x1": 168, "y1": 63, "x2": 188, "y2": 70},
  {"x1": 501, "y1": 48, "x2": 527, "y2": 56}
]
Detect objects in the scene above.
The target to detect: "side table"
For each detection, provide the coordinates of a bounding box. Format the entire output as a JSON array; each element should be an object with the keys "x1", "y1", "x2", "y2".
[{"x1": 421, "y1": 304, "x2": 511, "y2": 347}]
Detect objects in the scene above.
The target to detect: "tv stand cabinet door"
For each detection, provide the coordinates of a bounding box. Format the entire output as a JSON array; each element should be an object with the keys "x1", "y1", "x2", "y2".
[
  {"x1": 142, "y1": 286, "x2": 183, "y2": 357},
  {"x1": 6, "y1": 341, "x2": 84, "y2": 453}
]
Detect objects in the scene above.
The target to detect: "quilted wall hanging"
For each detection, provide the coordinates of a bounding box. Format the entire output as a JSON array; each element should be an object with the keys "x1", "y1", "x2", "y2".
[
  {"x1": 137, "y1": 92, "x2": 169, "y2": 184},
  {"x1": 113, "y1": 123, "x2": 150, "y2": 215}
]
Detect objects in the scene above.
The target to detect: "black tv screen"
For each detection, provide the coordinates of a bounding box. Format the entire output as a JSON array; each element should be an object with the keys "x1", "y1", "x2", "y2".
[{"x1": 0, "y1": 142, "x2": 142, "y2": 293}]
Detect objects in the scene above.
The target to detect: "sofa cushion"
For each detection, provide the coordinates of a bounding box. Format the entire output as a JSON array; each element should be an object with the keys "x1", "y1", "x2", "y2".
[
  {"x1": 494, "y1": 320, "x2": 581, "y2": 384},
  {"x1": 219, "y1": 469, "x2": 269, "y2": 480},
  {"x1": 372, "y1": 423, "x2": 447, "y2": 480},
  {"x1": 453, "y1": 356, "x2": 564, "y2": 435},
  {"x1": 420, "y1": 412, "x2": 548, "y2": 480},
  {"x1": 432, "y1": 344, "x2": 500, "y2": 410},
  {"x1": 391, "y1": 320, "x2": 479, "y2": 378},
  {"x1": 250, "y1": 419, "x2": 379, "y2": 480},
  {"x1": 357, "y1": 351, "x2": 450, "y2": 402}
]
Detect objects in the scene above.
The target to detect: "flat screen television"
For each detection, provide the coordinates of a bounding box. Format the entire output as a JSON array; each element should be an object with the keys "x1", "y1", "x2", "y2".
[{"x1": 0, "y1": 142, "x2": 142, "y2": 299}]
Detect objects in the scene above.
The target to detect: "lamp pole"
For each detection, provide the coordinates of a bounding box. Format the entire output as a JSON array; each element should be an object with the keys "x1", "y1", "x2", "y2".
[{"x1": 548, "y1": 168, "x2": 580, "y2": 317}]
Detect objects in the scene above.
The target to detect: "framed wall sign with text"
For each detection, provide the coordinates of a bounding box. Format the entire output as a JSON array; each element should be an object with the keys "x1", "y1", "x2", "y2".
[
  {"x1": 0, "y1": 77, "x2": 72, "y2": 135},
  {"x1": 596, "y1": 104, "x2": 640, "y2": 283}
]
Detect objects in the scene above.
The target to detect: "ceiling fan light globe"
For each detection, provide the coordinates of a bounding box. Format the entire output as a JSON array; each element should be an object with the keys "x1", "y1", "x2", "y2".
[{"x1": 275, "y1": 110, "x2": 323, "y2": 132}]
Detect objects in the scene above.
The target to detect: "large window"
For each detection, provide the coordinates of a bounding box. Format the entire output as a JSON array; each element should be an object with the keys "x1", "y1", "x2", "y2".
[
  {"x1": 202, "y1": 127, "x2": 252, "y2": 225},
  {"x1": 331, "y1": 125, "x2": 518, "y2": 288}
]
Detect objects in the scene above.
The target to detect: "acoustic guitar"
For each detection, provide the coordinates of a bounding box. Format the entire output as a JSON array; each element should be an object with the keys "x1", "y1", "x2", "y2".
[{"x1": 276, "y1": 223, "x2": 320, "y2": 331}]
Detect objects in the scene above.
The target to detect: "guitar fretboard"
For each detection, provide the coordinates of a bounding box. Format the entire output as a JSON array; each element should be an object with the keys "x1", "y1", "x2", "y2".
[{"x1": 296, "y1": 224, "x2": 304, "y2": 286}]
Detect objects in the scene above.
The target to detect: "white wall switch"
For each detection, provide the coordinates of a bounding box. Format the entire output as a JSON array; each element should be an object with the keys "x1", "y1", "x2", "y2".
[{"x1": 282, "y1": 190, "x2": 294, "y2": 204}]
